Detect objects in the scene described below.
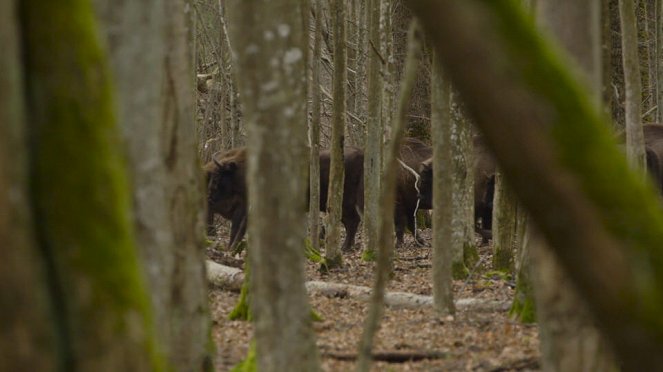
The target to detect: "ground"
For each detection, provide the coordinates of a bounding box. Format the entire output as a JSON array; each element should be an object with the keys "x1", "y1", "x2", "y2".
[{"x1": 207, "y1": 220, "x2": 540, "y2": 371}]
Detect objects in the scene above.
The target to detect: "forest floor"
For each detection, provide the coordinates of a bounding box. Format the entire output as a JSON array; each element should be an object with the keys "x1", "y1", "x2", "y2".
[{"x1": 207, "y1": 221, "x2": 541, "y2": 371}]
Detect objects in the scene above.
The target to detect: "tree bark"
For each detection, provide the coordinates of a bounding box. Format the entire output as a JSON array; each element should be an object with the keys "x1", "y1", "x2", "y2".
[
  {"x1": 227, "y1": 0, "x2": 320, "y2": 369},
  {"x1": 619, "y1": 0, "x2": 646, "y2": 169},
  {"x1": 363, "y1": 0, "x2": 383, "y2": 257},
  {"x1": 406, "y1": 0, "x2": 663, "y2": 369},
  {"x1": 357, "y1": 20, "x2": 423, "y2": 372},
  {"x1": 309, "y1": 0, "x2": 323, "y2": 253},
  {"x1": 534, "y1": 1, "x2": 618, "y2": 370},
  {"x1": 430, "y1": 50, "x2": 455, "y2": 315},
  {"x1": 491, "y1": 170, "x2": 518, "y2": 272},
  {"x1": 21, "y1": 0, "x2": 162, "y2": 368},
  {"x1": 325, "y1": 0, "x2": 347, "y2": 266},
  {"x1": 450, "y1": 92, "x2": 475, "y2": 278},
  {"x1": 658, "y1": 0, "x2": 663, "y2": 123},
  {"x1": 0, "y1": 1, "x2": 57, "y2": 368}
]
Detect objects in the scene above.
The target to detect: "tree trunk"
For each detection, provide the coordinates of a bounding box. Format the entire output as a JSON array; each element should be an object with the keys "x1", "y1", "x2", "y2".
[
  {"x1": 354, "y1": 0, "x2": 368, "y2": 147},
  {"x1": 363, "y1": 0, "x2": 383, "y2": 257},
  {"x1": 357, "y1": 20, "x2": 423, "y2": 372},
  {"x1": 450, "y1": 92, "x2": 475, "y2": 278},
  {"x1": 0, "y1": 1, "x2": 57, "y2": 368},
  {"x1": 530, "y1": 228, "x2": 618, "y2": 372},
  {"x1": 325, "y1": 0, "x2": 347, "y2": 266},
  {"x1": 406, "y1": 0, "x2": 663, "y2": 368},
  {"x1": 309, "y1": 0, "x2": 323, "y2": 253},
  {"x1": 21, "y1": 0, "x2": 162, "y2": 368},
  {"x1": 162, "y1": 1, "x2": 211, "y2": 369},
  {"x1": 227, "y1": 0, "x2": 320, "y2": 369},
  {"x1": 619, "y1": 0, "x2": 646, "y2": 169},
  {"x1": 534, "y1": 1, "x2": 618, "y2": 370},
  {"x1": 509, "y1": 218, "x2": 535, "y2": 323},
  {"x1": 658, "y1": 0, "x2": 663, "y2": 123},
  {"x1": 430, "y1": 50, "x2": 455, "y2": 315},
  {"x1": 94, "y1": 0, "x2": 211, "y2": 368},
  {"x1": 491, "y1": 170, "x2": 518, "y2": 272}
]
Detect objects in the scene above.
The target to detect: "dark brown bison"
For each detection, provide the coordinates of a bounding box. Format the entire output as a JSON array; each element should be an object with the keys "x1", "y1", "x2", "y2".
[
  {"x1": 417, "y1": 136, "x2": 496, "y2": 243},
  {"x1": 394, "y1": 138, "x2": 433, "y2": 246},
  {"x1": 206, "y1": 147, "x2": 364, "y2": 251},
  {"x1": 643, "y1": 124, "x2": 663, "y2": 195},
  {"x1": 206, "y1": 148, "x2": 248, "y2": 250}
]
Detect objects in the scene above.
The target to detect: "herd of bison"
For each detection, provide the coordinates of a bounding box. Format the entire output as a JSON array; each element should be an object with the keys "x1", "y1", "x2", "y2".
[{"x1": 205, "y1": 124, "x2": 663, "y2": 251}]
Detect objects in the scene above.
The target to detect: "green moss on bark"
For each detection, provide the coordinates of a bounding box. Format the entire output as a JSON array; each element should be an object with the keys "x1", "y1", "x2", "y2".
[
  {"x1": 452, "y1": 261, "x2": 469, "y2": 280},
  {"x1": 487, "y1": 1, "x2": 663, "y2": 329},
  {"x1": 492, "y1": 246, "x2": 514, "y2": 273},
  {"x1": 463, "y1": 242, "x2": 479, "y2": 268},
  {"x1": 231, "y1": 341, "x2": 256, "y2": 372},
  {"x1": 509, "y1": 272, "x2": 536, "y2": 324},
  {"x1": 229, "y1": 262, "x2": 252, "y2": 321},
  {"x1": 21, "y1": 0, "x2": 163, "y2": 369}
]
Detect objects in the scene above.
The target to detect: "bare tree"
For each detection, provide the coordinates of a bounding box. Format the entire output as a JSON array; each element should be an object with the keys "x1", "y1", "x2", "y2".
[
  {"x1": 491, "y1": 171, "x2": 520, "y2": 272},
  {"x1": 227, "y1": 0, "x2": 320, "y2": 369},
  {"x1": 309, "y1": 0, "x2": 323, "y2": 253},
  {"x1": 21, "y1": 0, "x2": 163, "y2": 368},
  {"x1": 325, "y1": 0, "x2": 347, "y2": 267},
  {"x1": 94, "y1": 0, "x2": 211, "y2": 368},
  {"x1": 658, "y1": 0, "x2": 663, "y2": 123},
  {"x1": 534, "y1": 0, "x2": 618, "y2": 369},
  {"x1": 363, "y1": 0, "x2": 383, "y2": 258},
  {"x1": 357, "y1": 20, "x2": 423, "y2": 372},
  {"x1": 450, "y1": 93, "x2": 475, "y2": 278},
  {"x1": 407, "y1": 0, "x2": 663, "y2": 368},
  {"x1": 0, "y1": 1, "x2": 56, "y2": 368},
  {"x1": 620, "y1": 0, "x2": 646, "y2": 169},
  {"x1": 430, "y1": 51, "x2": 455, "y2": 315}
]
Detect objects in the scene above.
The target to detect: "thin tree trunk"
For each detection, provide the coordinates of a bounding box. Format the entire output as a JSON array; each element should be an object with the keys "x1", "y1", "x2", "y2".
[
  {"x1": 357, "y1": 20, "x2": 423, "y2": 372},
  {"x1": 430, "y1": 50, "x2": 455, "y2": 315},
  {"x1": 491, "y1": 170, "x2": 517, "y2": 272},
  {"x1": 22, "y1": 0, "x2": 162, "y2": 368},
  {"x1": 363, "y1": 0, "x2": 383, "y2": 257},
  {"x1": 309, "y1": 0, "x2": 322, "y2": 252},
  {"x1": 325, "y1": 0, "x2": 347, "y2": 266},
  {"x1": 0, "y1": 1, "x2": 56, "y2": 368},
  {"x1": 381, "y1": 0, "x2": 394, "y2": 142},
  {"x1": 657, "y1": 0, "x2": 663, "y2": 123},
  {"x1": 227, "y1": 0, "x2": 320, "y2": 369},
  {"x1": 218, "y1": 4, "x2": 242, "y2": 148},
  {"x1": 534, "y1": 1, "x2": 617, "y2": 370},
  {"x1": 354, "y1": 0, "x2": 368, "y2": 147},
  {"x1": 509, "y1": 217, "x2": 535, "y2": 323},
  {"x1": 620, "y1": 0, "x2": 646, "y2": 169},
  {"x1": 450, "y1": 92, "x2": 475, "y2": 278},
  {"x1": 161, "y1": 0, "x2": 211, "y2": 369}
]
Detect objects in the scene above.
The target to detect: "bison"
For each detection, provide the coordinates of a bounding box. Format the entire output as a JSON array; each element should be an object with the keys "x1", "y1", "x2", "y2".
[
  {"x1": 417, "y1": 136, "x2": 496, "y2": 243},
  {"x1": 394, "y1": 137, "x2": 433, "y2": 246},
  {"x1": 643, "y1": 124, "x2": 663, "y2": 195},
  {"x1": 206, "y1": 147, "x2": 364, "y2": 251}
]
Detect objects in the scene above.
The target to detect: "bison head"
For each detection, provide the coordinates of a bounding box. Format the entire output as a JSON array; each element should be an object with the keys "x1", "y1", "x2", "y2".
[{"x1": 208, "y1": 158, "x2": 242, "y2": 205}]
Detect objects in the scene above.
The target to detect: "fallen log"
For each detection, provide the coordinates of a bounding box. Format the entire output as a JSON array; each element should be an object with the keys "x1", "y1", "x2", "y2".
[
  {"x1": 206, "y1": 260, "x2": 510, "y2": 312},
  {"x1": 322, "y1": 350, "x2": 448, "y2": 362}
]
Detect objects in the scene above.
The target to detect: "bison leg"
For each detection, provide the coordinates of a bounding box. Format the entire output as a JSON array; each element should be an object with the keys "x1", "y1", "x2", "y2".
[
  {"x1": 206, "y1": 209, "x2": 217, "y2": 236},
  {"x1": 394, "y1": 209, "x2": 407, "y2": 248},
  {"x1": 341, "y1": 212, "x2": 361, "y2": 252},
  {"x1": 228, "y1": 209, "x2": 248, "y2": 250},
  {"x1": 407, "y1": 212, "x2": 425, "y2": 247}
]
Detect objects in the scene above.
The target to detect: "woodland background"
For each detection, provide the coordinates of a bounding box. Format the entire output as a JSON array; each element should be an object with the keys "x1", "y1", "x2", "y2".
[{"x1": 4, "y1": 0, "x2": 663, "y2": 371}]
